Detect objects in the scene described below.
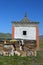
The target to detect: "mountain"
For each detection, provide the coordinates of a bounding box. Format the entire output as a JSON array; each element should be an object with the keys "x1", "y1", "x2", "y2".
[
  {"x1": 0, "y1": 33, "x2": 12, "y2": 40},
  {"x1": 39, "y1": 35, "x2": 43, "y2": 40}
]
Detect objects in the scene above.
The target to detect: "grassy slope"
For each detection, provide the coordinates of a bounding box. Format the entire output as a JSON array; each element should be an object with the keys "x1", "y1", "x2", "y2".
[
  {"x1": 0, "y1": 40, "x2": 43, "y2": 65},
  {"x1": 0, "y1": 33, "x2": 12, "y2": 39}
]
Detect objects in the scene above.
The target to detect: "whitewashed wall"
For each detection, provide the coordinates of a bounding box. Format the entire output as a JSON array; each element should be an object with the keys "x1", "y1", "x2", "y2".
[{"x1": 14, "y1": 27, "x2": 36, "y2": 40}]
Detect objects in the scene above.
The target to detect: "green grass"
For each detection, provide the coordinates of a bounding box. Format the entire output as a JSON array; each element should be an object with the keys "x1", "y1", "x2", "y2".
[{"x1": 0, "y1": 51, "x2": 43, "y2": 65}]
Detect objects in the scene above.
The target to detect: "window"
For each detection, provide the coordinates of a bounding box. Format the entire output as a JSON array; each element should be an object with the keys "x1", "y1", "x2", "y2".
[{"x1": 23, "y1": 31, "x2": 27, "y2": 35}]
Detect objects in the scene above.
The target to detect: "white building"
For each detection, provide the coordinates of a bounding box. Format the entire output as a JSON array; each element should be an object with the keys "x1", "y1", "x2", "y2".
[{"x1": 12, "y1": 15, "x2": 39, "y2": 50}]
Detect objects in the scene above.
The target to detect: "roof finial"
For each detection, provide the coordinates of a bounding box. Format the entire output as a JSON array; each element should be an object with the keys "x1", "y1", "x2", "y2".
[{"x1": 24, "y1": 12, "x2": 27, "y2": 17}]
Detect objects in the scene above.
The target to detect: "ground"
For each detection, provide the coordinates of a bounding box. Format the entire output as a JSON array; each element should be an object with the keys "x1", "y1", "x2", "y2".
[{"x1": 0, "y1": 40, "x2": 43, "y2": 65}]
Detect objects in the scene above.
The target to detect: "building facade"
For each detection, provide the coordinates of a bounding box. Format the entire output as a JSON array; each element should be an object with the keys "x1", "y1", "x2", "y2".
[{"x1": 12, "y1": 15, "x2": 39, "y2": 51}]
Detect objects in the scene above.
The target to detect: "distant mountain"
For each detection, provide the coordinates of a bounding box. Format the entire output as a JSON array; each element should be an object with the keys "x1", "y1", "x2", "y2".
[
  {"x1": 0, "y1": 33, "x2": 12, "y2": 40},
  {"x1": 39, "y1": 35, "x2": 43, "y2": 40}
]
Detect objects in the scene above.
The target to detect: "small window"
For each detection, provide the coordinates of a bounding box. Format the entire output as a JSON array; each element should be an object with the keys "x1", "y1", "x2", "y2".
[{"x1": 23, "y1": 31, "x2": 27, "y2": 35}]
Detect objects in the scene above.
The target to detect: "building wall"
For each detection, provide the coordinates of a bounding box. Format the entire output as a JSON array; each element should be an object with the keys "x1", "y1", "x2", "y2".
[
  {"x1": 12, "y1": 26, "x2": 14, "y2": 39},
  {"x1": 14, "y1": 27, "x2": 36, "y2": 40},
  {"x1": 12, "y1": 24, "x2": 39, "y2": 50},
  {"x1": 36, "y1": 26, "x2": 39, "y2": 50}
]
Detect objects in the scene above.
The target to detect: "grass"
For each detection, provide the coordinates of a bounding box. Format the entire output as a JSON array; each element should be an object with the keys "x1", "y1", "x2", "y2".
[
  {"x1": 0, "y1": 51, "x2": 43, "y2": 65},
  {"x1": 0, "y1": 40, "x2": 43, "y2": 65}
]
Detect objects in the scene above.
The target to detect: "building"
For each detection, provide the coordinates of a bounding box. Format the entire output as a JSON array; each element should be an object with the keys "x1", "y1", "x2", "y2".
[{"x1": 12, "y1": 14, "x2": 39, "y2": 55}]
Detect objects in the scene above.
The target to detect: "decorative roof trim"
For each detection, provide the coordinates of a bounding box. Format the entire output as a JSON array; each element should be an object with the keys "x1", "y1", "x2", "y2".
[{"x1": 12, "y1": 21, "x2": 39, "y2": 24}]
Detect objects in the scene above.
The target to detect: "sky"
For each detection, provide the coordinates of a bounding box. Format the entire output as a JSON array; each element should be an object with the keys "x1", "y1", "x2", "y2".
[{"x1": 0, "y1": 0, "x2": 43, "y2": 35}]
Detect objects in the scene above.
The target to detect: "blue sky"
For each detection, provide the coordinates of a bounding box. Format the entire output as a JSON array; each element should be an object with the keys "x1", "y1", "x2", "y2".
[{"x1": 0, "y1": 0, "x2": 43, "y2": 35}]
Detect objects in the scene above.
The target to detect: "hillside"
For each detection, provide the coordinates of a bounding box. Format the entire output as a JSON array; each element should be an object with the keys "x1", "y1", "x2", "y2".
[
  {"x1": 39, "y1": 35, "x2": 43, "y2": 40},
  {"x1": 0, "y1": 33, "x2": 12, "y2": 40}
]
